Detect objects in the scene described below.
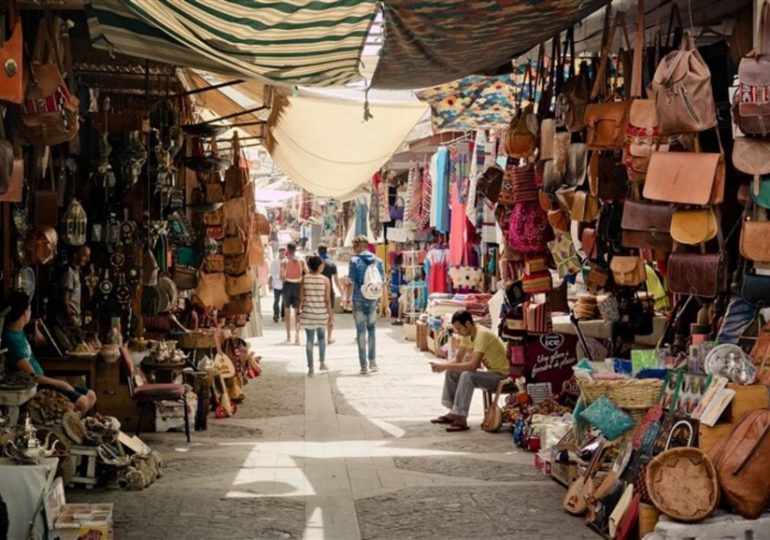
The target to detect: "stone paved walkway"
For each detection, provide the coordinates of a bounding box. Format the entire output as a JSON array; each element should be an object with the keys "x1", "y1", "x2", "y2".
[{"x1": 71, "y1": 301, "x2": 593, "y2": 539}]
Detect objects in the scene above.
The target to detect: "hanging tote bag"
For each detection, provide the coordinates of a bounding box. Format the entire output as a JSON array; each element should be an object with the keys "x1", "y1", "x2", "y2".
[{"x1": 21, "y1": 15, "x2": 79, "y2": 145}]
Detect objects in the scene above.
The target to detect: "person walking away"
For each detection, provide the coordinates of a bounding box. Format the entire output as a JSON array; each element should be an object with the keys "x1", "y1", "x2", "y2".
[
  {"x1": 429, "y1": 310, "x2": 509, "y2": 432},
  {"x1": 317, "y1": 244, "x2": 342, "y2": 344},
  {"x1": 281, "y1": 243, "x2": 306, "y2": 344},
  {"x1": 390, "y1": 253, "x2": 406, "y2": 325},
  {"x1": 299, "y1": 256, "x2": 332, "y2": 375},
  {"x1": 269, "y1": 247, "x2": 286, "y2": 322},
  {"x1": 348, "y1": 235, "x2": 385, "y2": 375}
]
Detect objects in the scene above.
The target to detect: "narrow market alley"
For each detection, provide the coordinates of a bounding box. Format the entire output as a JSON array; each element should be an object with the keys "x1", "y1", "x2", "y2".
[{"x1": 71, "y1": 304, "x2": 592, "y2": 540}]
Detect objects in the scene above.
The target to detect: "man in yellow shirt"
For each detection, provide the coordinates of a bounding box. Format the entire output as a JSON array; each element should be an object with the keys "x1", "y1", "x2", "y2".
[{"x1": 430, "y1": 310, "x2": 509, "y2": 432}]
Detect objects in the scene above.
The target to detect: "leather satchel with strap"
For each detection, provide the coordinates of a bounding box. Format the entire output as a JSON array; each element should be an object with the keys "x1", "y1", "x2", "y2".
[
  {"x1": 224, "y1": 133, "x2": 249, "y2": 199},
  {"x1": 668, "y1": 213, "x2": 728, "y2": 298},
  {"x1": 584, "y1": 10, "x2": 632, "y2": 151},
  {"x1": 621, "y1": 200, "x2": 673, "y2": 252},
  {"x1": 481, "y1": 378, "x2": 508, "y2": 433},
  {"x1": 556, "y1": 26, "x2": 591, "y2": 132},
  {"x1": 610, "y1": 255, "x2": 646, "y2": 287},
  {"x1": 670, "y1": 208, "x2": 719, "y2": 245},
  {"x1": 734, "y1": 0, "x2": 770, "y2": 136},
  {"x1": 21, "y1": 14, "x2": 79, "y2": 145},
  {"x1": 505, "y1": 64, "x2": 538, "y2": 159}
]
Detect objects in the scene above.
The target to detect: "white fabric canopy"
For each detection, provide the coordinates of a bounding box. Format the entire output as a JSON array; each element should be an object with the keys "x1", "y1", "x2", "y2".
[{"x1": 266, "y1": 95, "x2": 427, "y2": 197}]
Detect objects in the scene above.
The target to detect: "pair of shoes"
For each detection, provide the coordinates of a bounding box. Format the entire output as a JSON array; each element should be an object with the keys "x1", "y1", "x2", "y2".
[
  {"x1": 368, "y1": 363, "x2": 379, "y2": 373},
  {"x1": 319, "y1": 362, "x2": 328, "y2": 371},
  {"x1": 308, "y1": 366, "x2": 314, "y2": 377},
  {"x1": 359, "y1": 367, "x2": 368, "y2": 375}
]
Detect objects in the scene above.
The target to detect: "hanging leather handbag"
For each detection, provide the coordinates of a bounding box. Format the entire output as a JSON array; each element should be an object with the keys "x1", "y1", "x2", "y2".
[
  {"x1": 621, "y1": 200, "x2": 674, "y2": 251},
  {"x1": 205, "y1": 182, "x2": 225, "y2": 204},
  {"x1": 203, "y1": 254, "x2": 225, "y2": 273},
  {"x1": 566, "y1": 143, "x2": 588, "y2": 186},
  {"x1": 172, "y1": 265, "x2": 197, "y2": 290},
  {"x1": 0, "y1": 0, "x2": 22, "y2": 104},
  {"x1": 740, "y1": 219, "x2": 770, "y2": 264},
  {"x1": 556, "y1": 28, "x2": 591, "y2": 132},
  {"x1": 667, "y1": 253, "x2": 727, "y2": 297},
  {"x1": 670, "y1": 208, "x2": 719, "y2": 245},
  {"x1": 0, "y1": 137, "x2": 13, "y2": 196},
  {"x1": 22, "y1": 16, "x2": 79, "y2": 145},
  {"x1": 589, "y1": 151, "x2": 628, "y2": 200},
  {"x1": 547, "y1": 208, "x2": 569, "y2": 233},
  {"x1": 202, "y1": 207, "x2": 223, "y2": 226},
  {"x1": 505, "y1": 103, "x2": 538, "y2": 158},
  {"x1": 222, "y1": 235, "x2": 245, "y2": 256},
  {"x1": 193, "y1": 271, "x2": 229, "y2": 310},
  {"x1": 225, "y1": 253, "x2": 249, "y2": 275},
  {"x1": 540, "y1": 118, "x2": 556, "y2": 160},
  {"x1": 624, "y1": 99, "x2": 662, "y2": 183},
  {"x1": 643, "y1": 150, "x2": 725, "y2": 205},
  {"x1": 734, "y1": 1, "x2": 770, "y2": 136},
  {"x1": 254, "y1": 213, "x2": 271, "y2": 236},
  {"x1": 226, "y1": 271, "x2": 254, "y2": 296},
  {"x1": 610, "y1": 256, "x2": 647, "y2": 287},
  {"x1": 477, "y1": 165, "x2": 504, "y2": 204},
  {"x1": 571, "y1": 190, "x2": 600, "y2": 223},
  {"x1": 733, "y1": 137, "x2": 770, "y2": 176},
  {"x1": 223, "y1": 196, "x2": 248, "y2": 235},
  {"x1": 586, "y1": 264, "x2": 610, "y2": 294},
  {"x1": 581, "y1": 227, "x2": 599, "y2": 260},
  {"x1": 247, "y1": 235, "x2": 265, "y2": 268},
  {"x1": 585, "y1": 102, "x2": 631, "y2": 151},
  {"x1": 651, "y1": 32, "x2": 717, "y2": 134},
  {"x1": 222, "y1": 294, "x2": 254, "y2": 316},
  {"x1": 224, "y1": 133, "x2": 249, "y2": 199}
]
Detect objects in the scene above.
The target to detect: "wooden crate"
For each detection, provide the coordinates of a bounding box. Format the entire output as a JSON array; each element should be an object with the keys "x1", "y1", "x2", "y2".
[{"x1": 699, "y1": 384, "x2": 769, "y2": 453}]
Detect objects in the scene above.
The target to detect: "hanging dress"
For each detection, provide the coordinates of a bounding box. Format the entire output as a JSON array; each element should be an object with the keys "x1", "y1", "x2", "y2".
[{"x1": 426, "y1": 248, "x2": 448, "y2": 294}]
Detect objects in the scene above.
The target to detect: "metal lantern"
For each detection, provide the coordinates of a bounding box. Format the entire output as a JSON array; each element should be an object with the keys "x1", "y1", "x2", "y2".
[{"x1": 62, "y1": 199, "x2": 87, "y2": 246}]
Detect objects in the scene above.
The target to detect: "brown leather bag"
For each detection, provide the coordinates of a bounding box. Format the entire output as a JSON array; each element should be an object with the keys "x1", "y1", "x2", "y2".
[
  {"x1": 740, "y1": 220, "x2": 770, "y2": 264},
  {"x1": 709, "y1": 409, "x2": 770, "y2": 519},
  {"x1": 643, "y1": 150, "x2": 725, "y2": 205},
  {"x1": 205, "y1": 182, "x2": 224, "y2": 204},
  {"x1": 733, "y1": 136, "x2": 770, "y2": 176},
  {"x1": 477, "y1": 165, "x2": 504, "y2": 204},
  {"x1": 585, "y1": 102, "x2": 630, "y2": 151},
  {"x1": 203, "y1": 254, "x2": 224, "y2": 273},
  {"x1": 254, "y1": 213, "x2": 271, "y2": 236},
  {"x1": 225, "y1": 253, "x2": 249, "y2": 275},
  {"x1": 226, "y1": 271, "x2": 254, "y2": 296},
  {"x1": 224, "y1": 133, "x2": 249, "y2": 199},
  {"x1": 670, "y1": 208, "x2": 718, "y2": 245},
  {"x1": 547, "y1": 208, "x2": 569, "y2": 233},
  {"x1": 571, "y1": 190, "x2": 600, "y2": 223},
  {"x1": 194, "y1": 271, "x2": 229, "y2": 310},
  {"x1": 589, "y1": 151, "x2": 628, "y2": 200},
  {"x1": 624, "y1": 99, "x2": 662, "y2": 183},
  {"x1": 667, "y1": 253, "x2": 727, "y2": 297},
  {"x1": 0, "y1": 0, "x2": 22, "y2": 104},
  {"x1": 222, "y1": 235, "x2": 245, "y2": 256},
  {"x1": 621, "y1": 200, "x2": 673, "y2": 251},
  {"x1": 21, "y1": 16, "x2": 79, "y2": 145},
  {"x1": 734, "y1": 1, "x2": 770, "y2": 136},
  {"x1": 172, "y1": 265, "x2": 197, "y2": 290},
  {"x1": 505, "y1": 104, "x2": 538, "y2": 158},
  {"x1": 581, "y1": 228, "x2": 598, "y2": 259},
  {"x1": 651, "y1": 32, "x2": 717, "y2": 134},
  {"x1": 223, "y1": 197, "x2": 248, "y2": 235},
  {"x1": 557, "y1": 65, "x2": 591, "y2": 133},
  {"x1": 610, "y1": 256, "x2": 646, "y2": 287},
  {"x1": 222, "y1": 294, "x2": 254, "y2": 316}
]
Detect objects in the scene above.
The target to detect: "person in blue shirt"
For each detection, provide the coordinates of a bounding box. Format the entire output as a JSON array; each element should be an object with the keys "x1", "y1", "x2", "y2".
[
  {"x1": 348, "y1": 235, "x2": 385, "y2": 375},
  {"x1": 2, "y1": 291, "x2": 96, "y2": 413},
  {"x1": 389, "y1": 253, "x2": 407, "y2": 325}
]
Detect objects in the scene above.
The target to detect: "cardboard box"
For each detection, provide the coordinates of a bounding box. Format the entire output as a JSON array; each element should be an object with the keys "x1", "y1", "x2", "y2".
[
  {"x1": 699, "y1": 384, "x2": 769, "y2": 453},
  {"x1": 51, "y1": 503, "x2": 113, "y2": 540}
]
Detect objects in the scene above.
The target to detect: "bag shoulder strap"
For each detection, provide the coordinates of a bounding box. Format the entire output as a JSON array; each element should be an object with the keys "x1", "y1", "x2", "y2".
[{"x1": 631, "y1": 0, "x2": 645, "y2": 98}]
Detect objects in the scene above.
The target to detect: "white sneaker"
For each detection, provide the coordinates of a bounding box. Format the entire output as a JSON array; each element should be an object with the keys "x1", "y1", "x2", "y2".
[
  {"x1": 359, "y1": 367, "x2": 368, "y2": 375},
  {"x1": 369, "y1": 363, "x2": 379, "y2": 373},
  {"x1": 319, "y1": 362, "x2": 328, "y2": 371}
]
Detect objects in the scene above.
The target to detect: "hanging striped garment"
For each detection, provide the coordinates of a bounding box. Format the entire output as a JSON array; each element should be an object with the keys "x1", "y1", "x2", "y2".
[
  {"x1": 86, "y1": 0, "x2": 377, "y2": 87},
  {"x1": 405, "y1": 163, "x2": 423, "y2": 228},
  {"x1": 420, "y1": 156, "x2": 432, "y2": 228},
  {"x1": 378, "y1": 181, "x2": 390, "y2": 223},
  {"x1": 300, "y1": 274, "x2": 329, "y2": 329}
]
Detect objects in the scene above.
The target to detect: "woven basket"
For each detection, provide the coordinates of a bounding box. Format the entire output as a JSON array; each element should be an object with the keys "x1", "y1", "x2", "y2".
[
  {"x1": 578, "y1": 378, "x2": 663, "y2": 409},
  {"x1": 645, "y1": 447, "x2": 719, "y2": 522}
]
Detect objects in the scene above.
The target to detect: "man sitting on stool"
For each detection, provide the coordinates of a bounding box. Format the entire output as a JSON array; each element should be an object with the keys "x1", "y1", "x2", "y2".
[{"x1": 430, "y1": 310, "x2": 509, "y2": 432}]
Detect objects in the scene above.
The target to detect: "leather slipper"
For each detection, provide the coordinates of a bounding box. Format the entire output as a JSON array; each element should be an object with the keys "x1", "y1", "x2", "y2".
[
  {"x1": 445, "y1": 423, "x2": 470, "y2": 432},
  {"x1": 430, "y1": 416, "x2": 454, "y2": 425}
]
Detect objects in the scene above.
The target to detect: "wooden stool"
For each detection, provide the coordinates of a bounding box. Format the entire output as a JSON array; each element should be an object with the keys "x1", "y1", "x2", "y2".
[{"x1": 69, "y1": 445, "x2": 99, "y2": 489}]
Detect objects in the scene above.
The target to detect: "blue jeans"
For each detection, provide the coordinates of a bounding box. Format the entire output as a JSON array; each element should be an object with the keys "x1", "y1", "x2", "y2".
[
  {"x1": 353, "y1": 301, "x2": 377, "y2": 368},
  {"x1": 716, "y1": 296, "x2": 757, "y2": 344},
  {"x1": 305, "y1": 328, "x2": 327, "y2": 368}
]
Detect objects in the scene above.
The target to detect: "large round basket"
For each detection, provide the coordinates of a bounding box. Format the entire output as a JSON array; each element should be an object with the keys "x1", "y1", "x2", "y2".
[
  {"x1": 645, "y1": 447, "x2": 719, "y2": 522},
  {"x1": 577, "y1": 378, "x2": 663, "y2": 409}
]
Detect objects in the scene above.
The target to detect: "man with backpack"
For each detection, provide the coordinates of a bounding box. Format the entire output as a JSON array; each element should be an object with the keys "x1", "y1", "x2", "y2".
[
  {"x1": 281, "y1": 242, "x2": 307, "y2": 344},
  {"x1": 348, "y1": 235, "x2": 385, "y2": 375}
]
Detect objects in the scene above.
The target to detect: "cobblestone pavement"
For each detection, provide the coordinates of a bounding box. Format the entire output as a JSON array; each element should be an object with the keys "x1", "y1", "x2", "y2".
[{"x1": 70, "y1": 298, "x2": 592, "y2": 539}]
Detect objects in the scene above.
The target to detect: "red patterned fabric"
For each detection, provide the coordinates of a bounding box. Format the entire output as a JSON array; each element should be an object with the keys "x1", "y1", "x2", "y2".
[{"x1": 508, "y1": 201, "x2": 551, "y2": 254}]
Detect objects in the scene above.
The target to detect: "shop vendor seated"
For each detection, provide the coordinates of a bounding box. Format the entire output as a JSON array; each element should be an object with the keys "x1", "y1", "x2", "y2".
[
  {"x1": 430, "y1": 310, "x2": 509, "y2": 432},
  {"x1": 2, "y1": 291, "x2": 96, "y2": 413}
]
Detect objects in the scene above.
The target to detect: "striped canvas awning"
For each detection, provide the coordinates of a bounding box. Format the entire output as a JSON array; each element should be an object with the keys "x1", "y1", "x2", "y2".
[{"x1": 86, "y1": 0, "x2": 377, "y2": 87}]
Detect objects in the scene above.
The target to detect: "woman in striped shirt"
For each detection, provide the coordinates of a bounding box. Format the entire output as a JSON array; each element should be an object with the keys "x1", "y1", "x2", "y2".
[{"x1": 298, "y1": 256, "x2": 333, "y2": 375}]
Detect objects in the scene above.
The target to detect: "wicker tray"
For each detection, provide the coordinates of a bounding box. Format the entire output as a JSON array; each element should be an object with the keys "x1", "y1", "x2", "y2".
[
  {"x1": 645, "y1": 447, "x2": 719, "y2": 522},
  {"x1": 578, "y1": 378, "x2": 663, "y2": 409}
]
